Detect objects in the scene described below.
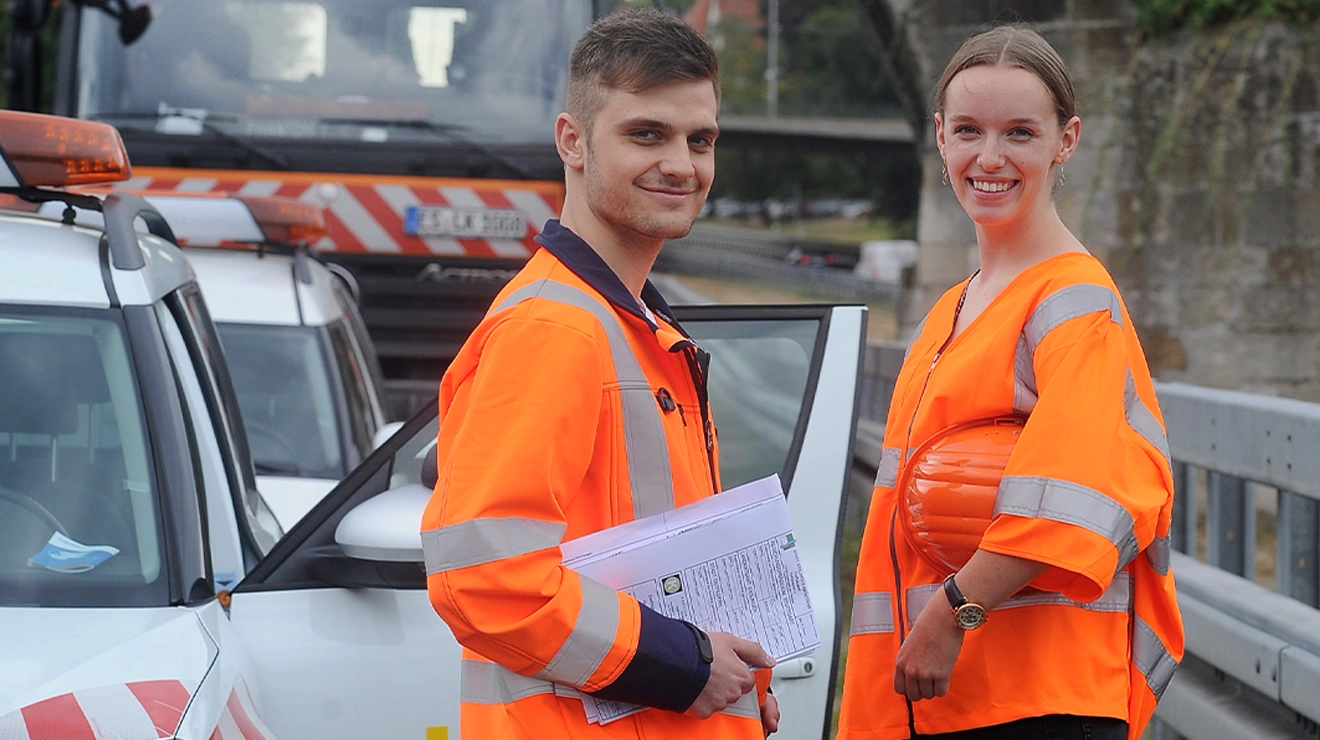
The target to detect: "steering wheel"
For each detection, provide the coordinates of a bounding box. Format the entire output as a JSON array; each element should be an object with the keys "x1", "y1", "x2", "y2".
[
  {"x1": 244, "y1": 419, "x2": 301, "y2": 463},
  {"x1": 0, "y1": 486, "x2": 68, "y2": 536}
]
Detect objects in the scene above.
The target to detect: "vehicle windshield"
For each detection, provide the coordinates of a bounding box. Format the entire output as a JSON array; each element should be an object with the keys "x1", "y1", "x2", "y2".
[
  {"x1": 77, "y1": 0, "x2": 590, "y2": 145},
  {"x1": 218, "y1": 323, "x2": 346, "y2": 480},
  {"x1": 0, "y1": 308, "x2": 168, "y2": 607}
]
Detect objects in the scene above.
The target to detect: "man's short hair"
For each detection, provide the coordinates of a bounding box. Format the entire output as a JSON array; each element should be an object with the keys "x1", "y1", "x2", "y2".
[{"x1": 566, "y1": 9, "x2": 720, "y2": 137}]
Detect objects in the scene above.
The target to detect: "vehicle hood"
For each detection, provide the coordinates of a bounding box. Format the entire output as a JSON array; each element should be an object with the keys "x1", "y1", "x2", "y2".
[
  {"x1": 0, "y1": 606, "x2": 215, "y2": 735},
  {"x1": 257, "y1": 474, "x2": 337, "y2": 531}
]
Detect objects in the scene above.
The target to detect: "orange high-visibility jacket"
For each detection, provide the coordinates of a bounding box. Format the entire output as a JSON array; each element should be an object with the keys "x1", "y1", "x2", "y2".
[
  {"x1": 421, "y1": 220, "x2": 765, "y2": 740},
  {"x1": 838, "y1": 252, "x2": 1184, "y2": 740}
]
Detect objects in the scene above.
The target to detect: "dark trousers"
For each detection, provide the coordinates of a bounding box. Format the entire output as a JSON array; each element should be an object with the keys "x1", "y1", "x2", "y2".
[{"x1": 914, "y1": 714, "x2": 1127, "y2": 740}]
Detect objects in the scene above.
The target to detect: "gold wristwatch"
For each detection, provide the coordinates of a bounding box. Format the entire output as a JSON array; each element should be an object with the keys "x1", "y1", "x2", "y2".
[{"x1": 943, "y1": 574, "x2": 988, "y2": 630}]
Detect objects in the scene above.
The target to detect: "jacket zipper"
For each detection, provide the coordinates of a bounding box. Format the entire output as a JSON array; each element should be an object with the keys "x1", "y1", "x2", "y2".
[
  {"x1": 889, "y1": 507, "x2": 917, "y2": 736},
  {"x1": 890, "y1": 280, "x2": 971, "y2": 737},
  {"x1": 676, "y1": 342, "x2": 719, "y2": 494}
]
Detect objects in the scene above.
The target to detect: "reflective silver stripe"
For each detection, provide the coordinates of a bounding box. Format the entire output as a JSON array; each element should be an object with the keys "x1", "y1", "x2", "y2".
[
  {"x1": 996, "y1": 475, "x2": 1140, "y2": 571},
  {"x1": 461, "y1": 659, "x2": 762, "y2": 719},
  {"x1": 905, "y1": 574, "x2": 1132, "y2": 628},
  {"x1": 493, "y1": 279, "x2": 675, "y2": 519},
  {"x1": 1146, "y1": 535, "x2": 1171, "y2": 576},
  {"x1": 874, "y1": 448, "x2": 902, "y2": 488},
  {"x1": 904, "y1": 584, "x2": 942, "y2": 627},
  {"x1": 421, "y1": 517, "x2": 566, "y2": 575},
  {"x1": 994, "y1": 573, "x2": 1131, "y2": 613},
  {"x1": 1014, "y1": 284, "x2": 1121, "y2": 415},
  {"x1": 902, "y1": 317, "x2": 927, "y2": 361},
  {"x1": 1022, "y1": 284, "x2": 1122, "y2": 355},
  {"x1": 535, "y1": 577, "x2": 621, "y2": 687},
  {"x1": 462, "y1": 660, "x2": 557, "y2": 704},
  {"x1": 1125, "y1": 372, "x2": 1171, "y2": 463},
  {"x1": 721, "y1": 689, "x2": 761, "y2": 719},
  {"x1": 850, "y1": 591, "x2": 896, "y2": 635},
  {"x1": 1134, "y1": 616, "x2": 1179, "y2": 699}
]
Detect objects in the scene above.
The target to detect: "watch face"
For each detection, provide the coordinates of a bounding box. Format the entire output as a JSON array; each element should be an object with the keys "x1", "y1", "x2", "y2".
[{"x1": 954, "y1": 603, "x2": 988, "y2": 630}]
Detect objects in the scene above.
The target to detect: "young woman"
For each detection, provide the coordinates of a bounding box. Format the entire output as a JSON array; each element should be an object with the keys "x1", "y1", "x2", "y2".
[{"x1": 836, "y1": 26, "x2": 1184, "y2": 740}]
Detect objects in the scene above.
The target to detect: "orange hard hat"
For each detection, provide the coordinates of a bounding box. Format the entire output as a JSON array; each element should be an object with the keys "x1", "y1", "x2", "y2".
[{"x1": 899, "y1": 417, "x2": 1025, "y2": 575}]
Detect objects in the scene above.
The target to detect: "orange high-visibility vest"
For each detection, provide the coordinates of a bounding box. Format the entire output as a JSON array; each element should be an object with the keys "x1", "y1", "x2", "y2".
[
  {"x1": 421, "y1": 222, "x2": 765, "y2": 740},
  {"x1": 838, "y1": 252, "x2": 1184, "y2": 740}
]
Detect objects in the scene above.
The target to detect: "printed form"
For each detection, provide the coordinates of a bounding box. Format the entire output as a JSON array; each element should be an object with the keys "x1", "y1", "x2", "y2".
[{"x1": 560, "y1": 474, "x2": 819, "y2": 724}]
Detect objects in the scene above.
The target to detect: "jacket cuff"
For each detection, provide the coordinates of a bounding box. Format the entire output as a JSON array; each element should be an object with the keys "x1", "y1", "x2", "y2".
[{"x1": 587, "y1": 604, "x2": 709, "y2": 712}]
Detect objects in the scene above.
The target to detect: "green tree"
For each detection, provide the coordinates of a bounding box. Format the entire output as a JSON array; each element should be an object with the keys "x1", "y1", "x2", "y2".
[{"x1": 778, "y1": 3, "x2": 900, "y2": 118}]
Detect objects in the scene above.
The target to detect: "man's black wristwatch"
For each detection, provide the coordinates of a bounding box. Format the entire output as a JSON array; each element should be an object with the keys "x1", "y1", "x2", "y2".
[{"x1": 684, "y1": 621, "x2": 714, "y2": 664}]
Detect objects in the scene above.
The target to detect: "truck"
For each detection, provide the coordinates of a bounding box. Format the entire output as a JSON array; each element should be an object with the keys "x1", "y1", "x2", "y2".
[{"x1": 7, "y1": 0, "x2": 598, "y2": 414}]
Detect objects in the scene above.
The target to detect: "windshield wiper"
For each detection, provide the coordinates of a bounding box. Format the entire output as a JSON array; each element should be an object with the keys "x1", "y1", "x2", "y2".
[
  {"x1": 319, "y1": 117, "x2": 533, "y2": 179},
  {"x1": 90, "y1": 111, "x2": 290, "y2": 170}
]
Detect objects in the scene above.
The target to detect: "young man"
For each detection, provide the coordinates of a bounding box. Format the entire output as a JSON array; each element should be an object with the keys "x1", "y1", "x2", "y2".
[{"x1": 420, "y1": 9, "x2": 780, "y2": 740}]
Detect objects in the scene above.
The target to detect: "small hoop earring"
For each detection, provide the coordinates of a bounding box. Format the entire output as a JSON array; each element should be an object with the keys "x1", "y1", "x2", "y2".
[
  {"x1": 941, "y1": 160, "x2": 949, "y2": 186},
  {"x1": 1057, "y1": 165, "x2": 1066, "y2": 188}
]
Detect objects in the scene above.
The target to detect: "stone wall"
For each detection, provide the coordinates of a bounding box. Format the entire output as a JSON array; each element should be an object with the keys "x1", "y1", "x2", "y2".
[{"x1": 895, "y1": 2, "x2": 1320, "y2": 399}]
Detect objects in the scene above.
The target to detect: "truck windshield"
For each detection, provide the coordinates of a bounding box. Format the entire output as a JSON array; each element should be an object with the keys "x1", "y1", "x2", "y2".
[
  {"x1": 0, "y1": 309, "x2": 168, "y2": 607},
  {"x1": 77, "y1": 0, "x2": 590, "y2": 145}
]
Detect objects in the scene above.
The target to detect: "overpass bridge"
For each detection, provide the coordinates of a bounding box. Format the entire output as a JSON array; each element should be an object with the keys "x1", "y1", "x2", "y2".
[{"x1": 715, "y1": 114, "x2": 915, "y2": 154}]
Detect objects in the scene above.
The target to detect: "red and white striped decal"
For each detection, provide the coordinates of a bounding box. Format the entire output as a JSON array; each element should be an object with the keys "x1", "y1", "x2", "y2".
[
  {"x1": 0, "y1": 679, "x2": 193, "y2": 739},
  {"x1": 127, "y1": 168, "x2": 563, "y2": 258},
  {"x1": 207, "y1": 678, "x2": 274, "y2": 740}
]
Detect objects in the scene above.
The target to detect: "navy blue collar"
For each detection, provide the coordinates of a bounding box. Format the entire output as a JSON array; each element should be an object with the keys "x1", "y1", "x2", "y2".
[{"x1": 534, "y1": 219, "x2": 680, "y2": 331}]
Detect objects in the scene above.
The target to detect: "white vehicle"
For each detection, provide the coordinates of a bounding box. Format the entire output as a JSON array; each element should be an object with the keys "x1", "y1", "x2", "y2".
[
  {"x1": 37, "y1": 191, "x2": 395, "y2": 530},
  {"x1": 0, "y1": 112, "x2": 867, "y2": 740}
]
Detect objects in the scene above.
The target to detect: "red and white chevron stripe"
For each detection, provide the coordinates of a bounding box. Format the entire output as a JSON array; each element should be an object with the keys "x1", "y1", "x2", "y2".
[
  {"x1": 0, "y1": 679, "x2": 194, "y2": 740},
  {"x1": 0, "y1": 678, "x2": 275, "y2": 740},
  {"x1": 123, "y1": 170, "x2": 562, "y2": 258},
  {"x1": 207, "y1": 678, "x2": 274, "y2": 740}
]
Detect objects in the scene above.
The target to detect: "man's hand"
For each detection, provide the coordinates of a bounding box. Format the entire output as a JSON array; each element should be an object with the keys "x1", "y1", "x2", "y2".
[
  {"x1": 892, "y1": 593, "x2": 964, "y2": 701},
  {"x1": 686, "y1": 632, "x2": 775, "y2": 719},
  {"x1": 759, "y1": 692, "x2": 780, "y2": 735}
]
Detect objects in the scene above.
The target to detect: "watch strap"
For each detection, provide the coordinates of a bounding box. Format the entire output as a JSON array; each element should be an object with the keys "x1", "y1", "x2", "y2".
[
  {"x1": 684, "y1": 621, "x2": 714, "y2": 664},
  {"x1": 943, "y1": 574, "x2": 968, "y2": 608}
]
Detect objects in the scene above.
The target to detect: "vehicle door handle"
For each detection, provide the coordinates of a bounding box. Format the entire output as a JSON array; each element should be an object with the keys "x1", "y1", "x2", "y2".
[{"x1": 772, "y1": 657, "x2": 816, "y2": 680}]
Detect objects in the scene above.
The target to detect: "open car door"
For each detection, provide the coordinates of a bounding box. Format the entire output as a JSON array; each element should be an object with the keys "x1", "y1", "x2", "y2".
[{"x1": 225, "y1": 304, "x2": 866, "y2": 740}]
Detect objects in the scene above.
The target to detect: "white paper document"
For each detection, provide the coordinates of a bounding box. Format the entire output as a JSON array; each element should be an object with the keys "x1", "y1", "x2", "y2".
[{"x1": 560, "y1": 474, "x2": 819, "y2": 724}]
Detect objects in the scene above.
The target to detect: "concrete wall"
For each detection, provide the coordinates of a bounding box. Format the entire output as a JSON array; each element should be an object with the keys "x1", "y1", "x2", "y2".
[{"x1": 896, "y1": 4, "x2": 1320, "y2": 399}]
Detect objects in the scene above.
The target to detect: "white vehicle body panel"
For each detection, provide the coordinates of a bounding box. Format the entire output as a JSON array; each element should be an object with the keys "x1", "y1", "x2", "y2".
[
  {"x1": 109, "y1": 232, "x2": 197, "y2": 306},
  {"x1": 186, "y1": 250, "x2": 303, "y2": 326},
  {"x1": 228, "y1": 588, "x2": 462, "y2": 739},
  {"x1": 140, "y1": 195, "x2": 266, "y2": 245},
  {"x1": 185, "y1": 249, "x2": 347, "y2": 328},
  {"x1": 255, "y1": 475, "x2": 337, "y2": 530},
  {"x1": 292, "y1": 260, "x2": 347, "y2": 328},
  {"x1": 0, "y1": 216, "x2": 111, "y2": 308},
  {"x1": 0, "y1": 608, "x2": 213, "y2": 714}
]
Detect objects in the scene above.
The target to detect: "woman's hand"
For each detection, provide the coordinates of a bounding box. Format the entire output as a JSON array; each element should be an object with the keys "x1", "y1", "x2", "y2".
[{"x1": 892, "y1": 593, "x2": 965, "y2": 701}]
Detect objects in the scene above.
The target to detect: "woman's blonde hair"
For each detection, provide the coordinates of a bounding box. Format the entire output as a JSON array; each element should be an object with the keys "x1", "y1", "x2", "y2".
[{"x1": 934, "y1": 26, "x2": 1076, "y2": 127}]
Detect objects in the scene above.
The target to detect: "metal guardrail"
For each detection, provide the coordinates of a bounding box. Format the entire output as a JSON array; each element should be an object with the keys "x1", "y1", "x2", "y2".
[
  {"x1": 853, "y1": 343, "x2": 1320, "y2": 739},
  {"x1": 658, "y1": 226, "x2": 900, "y2": 304}
]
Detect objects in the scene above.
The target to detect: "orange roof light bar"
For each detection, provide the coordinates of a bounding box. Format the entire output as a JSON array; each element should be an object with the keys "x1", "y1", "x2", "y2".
[
  {"x1": 0, "y1": 193, "x2": 42, "y2": 213},
  {"x1": 235, "y1": 195, "x2": 327, "y2": 244},
  {"x1": 0, "y1": 111, "x2": 131, "y2": 187}
]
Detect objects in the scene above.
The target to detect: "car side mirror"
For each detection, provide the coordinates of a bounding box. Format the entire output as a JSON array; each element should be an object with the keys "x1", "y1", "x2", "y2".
[
  {"x1": 333, "y1": 483, "x2": 429, "y2": 565},
  {"x1": 371, "y1": 421, "x2": 405, "y2": 451}
]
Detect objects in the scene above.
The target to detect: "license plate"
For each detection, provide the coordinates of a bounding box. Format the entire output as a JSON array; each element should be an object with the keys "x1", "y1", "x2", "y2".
[{"x1": 404, "y1": 206, "x2": 526, "y2": 239}]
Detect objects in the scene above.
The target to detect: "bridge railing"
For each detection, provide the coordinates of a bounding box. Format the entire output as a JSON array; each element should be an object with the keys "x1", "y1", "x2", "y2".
[{"x1": 854, "y1": 342, "x2": 1320, "y2": 740}]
